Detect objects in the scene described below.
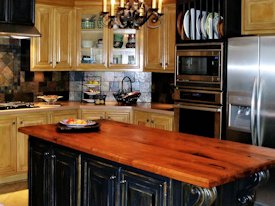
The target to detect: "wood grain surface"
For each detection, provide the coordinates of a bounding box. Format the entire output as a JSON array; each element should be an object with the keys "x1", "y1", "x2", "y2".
[{"x1": 19, "y1": 120, "x2": 275, "y2": 188}]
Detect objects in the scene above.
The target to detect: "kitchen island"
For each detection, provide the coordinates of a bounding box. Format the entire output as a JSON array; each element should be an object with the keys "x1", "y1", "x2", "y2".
[{"x1": 19, "y1": 120, "x2": 275, "y2": 206}]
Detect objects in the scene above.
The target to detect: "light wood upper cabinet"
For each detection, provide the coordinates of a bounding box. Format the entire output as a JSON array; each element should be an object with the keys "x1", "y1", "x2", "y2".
[
  {"x1": 75, "y1": 3, "x2": 143, "y2": 71},
  {"x1": 133, "y1": 110, "x2": 174, "y2": 131},
  {"x1": 0, "y1": 116, "x2": 17, "y2": 182},
  {"x1": 242, "y1": 0, "x2": 275, "y2": 35},
  {"x1": 144, "y1": 4, "x2": 176, "y2": 73},
  {"x1": 16, "y1": 113, "x2": 48, "y2": 173},
  {"x1": 31, "y1": 4, "x2": 74, "y2": 71}
]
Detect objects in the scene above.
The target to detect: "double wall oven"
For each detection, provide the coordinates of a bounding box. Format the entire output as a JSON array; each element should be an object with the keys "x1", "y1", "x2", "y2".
[{"x1": 174, "y1": 43, "x2": 224, "y2": 139}]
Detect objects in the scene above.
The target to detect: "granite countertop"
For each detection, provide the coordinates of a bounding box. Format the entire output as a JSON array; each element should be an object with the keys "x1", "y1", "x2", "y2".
[
  {"x1": 0, "y1": 101, "x2": 174, "y2": 115},
  {"x1": 19, "y1": 120, "x2": 275, "y2": 189}
]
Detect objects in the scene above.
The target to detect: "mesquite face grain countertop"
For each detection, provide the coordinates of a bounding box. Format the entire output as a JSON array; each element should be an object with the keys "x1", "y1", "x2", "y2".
[{"x1": 19, "y1": 120, "x2": 275, "y2": 188}]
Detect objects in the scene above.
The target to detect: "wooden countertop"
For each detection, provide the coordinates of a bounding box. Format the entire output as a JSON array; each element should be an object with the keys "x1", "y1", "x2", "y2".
[{"x1": 18, "y1": 120, "x2": 275, "y2": 188}]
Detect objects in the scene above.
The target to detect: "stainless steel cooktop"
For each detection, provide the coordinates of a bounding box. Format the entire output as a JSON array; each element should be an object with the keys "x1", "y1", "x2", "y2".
[{"x1": 0, "y1": 102, "x2": 38, "y2": 110}]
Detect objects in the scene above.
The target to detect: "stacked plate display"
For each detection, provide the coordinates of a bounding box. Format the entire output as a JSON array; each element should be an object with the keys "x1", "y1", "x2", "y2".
[{"x1": 177, "y1": 8, "x2": 224, "y2": 40}]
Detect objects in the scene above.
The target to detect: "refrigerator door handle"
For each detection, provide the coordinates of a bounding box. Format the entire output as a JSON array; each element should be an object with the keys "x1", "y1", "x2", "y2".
[
  {"x1": 251, "y1": 78, "x2": 258, "y2": 145},
  {"x1": 257, "y1": 78, "x2": 263, "y2": 146}
]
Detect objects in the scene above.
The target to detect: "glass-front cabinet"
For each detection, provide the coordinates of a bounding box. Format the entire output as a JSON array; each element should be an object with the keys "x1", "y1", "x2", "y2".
[
  {"x1": 76, "y1": 7, "x2": 142, "y2": 71},
  {"x1": 109, "y1": 28, "x2": 141, "y2": 69},
  {"x1": 76, "y1": 7, "x2": 107, "y2": 70}
]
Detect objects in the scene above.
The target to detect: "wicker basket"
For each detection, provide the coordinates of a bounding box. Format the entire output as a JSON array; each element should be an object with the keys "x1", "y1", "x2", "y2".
[{"x1": 113, "y1": 76, "x2": 141, "y2": 105}]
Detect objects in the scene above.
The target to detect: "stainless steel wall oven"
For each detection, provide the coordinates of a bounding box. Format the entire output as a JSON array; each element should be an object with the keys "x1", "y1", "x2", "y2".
[{"x1": 174, "y1": 43, "x2": 224, "y2": 139}]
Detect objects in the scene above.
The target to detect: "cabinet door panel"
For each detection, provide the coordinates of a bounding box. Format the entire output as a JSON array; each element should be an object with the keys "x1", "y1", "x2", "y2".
[
  {"x1": 242, "y1": 0, "x2": 275, "y2": 34},
  {"x1": 29, "y1": 139, "x2": 49, "y2": 206},
  {"x1": 0, "y1": 117, "x2": 17, "y2": 179},
  {"x1": 164, "y1": 4, "x2": 176, "y2": 72},
  {"x1": 50, "y1": 110, "x2": 79, "y2": 123},
  {"x1": 17, "y1": 113, "x2": 48, "y2": 172},
  {"x1": 82, "y1": 157, "x2": 117, "y2": 206},
  {"x1": 10, "y1": 0, "x2": 34, "y2": 25},
  {"x1": 151, "y1": 113, "x2": 174, "y2": 131},
  {"x1": 144, "y1": 20, "x2": 163, "y2": 71},
  {"x1": 54, "y1": 147, "x2": 78, "y2": 206},
  {"x1": 0, "y1": 0, "x2": 8, "y2": 22},
  {"x1": 133, "y1": 111, "x2": 150, "y2": 127},
  {"x1": 81, "y1": 110, "x2": 105, "y2": 120},
  {"x1": 31, "y1": 5, "x2": 53, "y2": 70},
  {"x1": 120, "y1": 170, "x2": 167, "y2": 206},
  {"x1": 106, "y1": 111, "x2": 131, "y2": 123},
  {"x1": 54, "y1": 7, "x2": 73, "y2": 69}
]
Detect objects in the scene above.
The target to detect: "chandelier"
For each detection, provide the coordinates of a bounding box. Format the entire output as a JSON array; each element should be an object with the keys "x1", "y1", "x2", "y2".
[{"x1": 101, "y1": 0, "x2": 163, "y2": 29}]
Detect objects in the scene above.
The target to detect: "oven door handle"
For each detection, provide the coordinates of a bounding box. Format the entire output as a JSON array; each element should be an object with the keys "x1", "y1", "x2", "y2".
[{"x1": 174, "y1": 104, "x2": 222, "y2": 112}]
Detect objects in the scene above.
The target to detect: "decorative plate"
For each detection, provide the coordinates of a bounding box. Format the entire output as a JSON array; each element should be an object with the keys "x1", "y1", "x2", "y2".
[{"x1": 60, "y1": 119, "x2": 96, "y2": 128}]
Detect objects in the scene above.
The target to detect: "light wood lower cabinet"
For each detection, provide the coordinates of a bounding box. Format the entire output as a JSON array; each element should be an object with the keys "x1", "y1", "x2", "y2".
[
  {"x1": 0, "y1": 116, "x2": 17, "y2": 183},
  {"x1": 133, "y1": 110, "x2": 174, "y2": 131},
  {"x1": 0, "y1": 112, "x2": 48, "y2": 184},
  {"x1": 49, "y1": 109, "x2": 79, "y2": 123},
  {"x1": 81, "y1": 109, "x2": 132, "y2": 123},
  {"x1": 16, "y1": 113, "x2": 48, "y2": 173}
]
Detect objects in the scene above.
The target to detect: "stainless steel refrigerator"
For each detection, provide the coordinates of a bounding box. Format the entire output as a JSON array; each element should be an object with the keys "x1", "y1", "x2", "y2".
[{"x1": 226, "y1": 36, "x2": 275, "y2": 205}]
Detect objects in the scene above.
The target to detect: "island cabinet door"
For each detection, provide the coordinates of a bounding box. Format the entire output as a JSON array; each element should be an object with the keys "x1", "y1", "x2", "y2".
[
  {"x1": 29, "y1": 138, "x2": 51, "y2": 206},
  {"x1": 29, "y1": 137, "x2": 79, "y2": 206},
  {"x1": 53, "y1": 146, "x2": 79, "y2": 206},
  {"x1": 81, "y1": 156, "x2": 118, "y2": 206},
  {"x1": 120, "y1": 169, "x2": 169, "y2": 206}
]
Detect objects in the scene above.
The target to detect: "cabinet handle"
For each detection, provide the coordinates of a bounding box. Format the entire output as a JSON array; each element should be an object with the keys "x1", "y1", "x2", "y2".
[
  {"x1": 51, "y1": 154, "x2": 56, "y2": 159},
  {"x1": 165, "y1": 63, "x2": 168, "y2": 66},
  {"x1": 44, "y1": 152, "x2": 50, "y2": 157},
  {"x1": 120, "y1": 180, "x2": 127, "y2": 184},
  {"x1": 107, "y1": 116, "x2": 111, "y2": 120},
  {"x1": 109, "y1": 175, "x2": 116, "y2": 180}
]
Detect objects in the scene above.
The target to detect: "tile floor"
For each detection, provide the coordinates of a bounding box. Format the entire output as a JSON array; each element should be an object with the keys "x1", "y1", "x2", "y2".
[
  {"x1": 0, "y1": 181, "x2": 28, "y2": 206},
  {"x1": 0, "y1": 190, "x2": 28, "y2": 206}
]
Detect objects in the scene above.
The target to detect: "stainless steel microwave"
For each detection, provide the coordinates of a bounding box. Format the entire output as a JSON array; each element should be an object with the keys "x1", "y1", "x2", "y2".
[{"x1": 175, "y1": 43, "x2": 224, "y2": 90}]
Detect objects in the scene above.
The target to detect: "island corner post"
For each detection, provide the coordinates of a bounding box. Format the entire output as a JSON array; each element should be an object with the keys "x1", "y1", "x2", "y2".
[{"x1": 19, "y1": 120, "x2": 275, "y2": 206}]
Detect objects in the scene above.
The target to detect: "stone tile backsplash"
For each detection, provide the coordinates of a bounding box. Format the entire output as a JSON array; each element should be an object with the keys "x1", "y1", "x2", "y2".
[
  {"x1": 0, "y1": 38, "x2": 152, "y2": 103},
  {"x1": 69, "y1": 71, "x2": 152, "y2": 102},
  {"x1": 0, "y1": 39, "x2": 69, "y2": 102}
]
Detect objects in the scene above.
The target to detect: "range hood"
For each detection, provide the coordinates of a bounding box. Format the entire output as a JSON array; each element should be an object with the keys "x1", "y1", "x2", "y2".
[{"x1": 0, "y1": 23, "x2": 41, "y2": 38}]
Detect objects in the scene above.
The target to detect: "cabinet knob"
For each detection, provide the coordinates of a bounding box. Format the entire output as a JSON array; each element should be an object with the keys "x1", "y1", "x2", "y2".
[
  {"x1": 109, "y1": 175, "x2": 116, "y2": 180},
  {"x1": 165, "y1": 63, "x2": 168, "y2": 66},
  {"x1": 146, "y1": 119, "x2": 150, "y2": 122},
  {"x1": 20, "y1": 121, "x2": 23, "y2": 125},
  {"x1": 107, "y1": 116, "x2": 111, "y2": 120},
  {"x1": 151, "y1": 120, "x2": 154, "y2": 124},
  {"x1": 44, "y1": 152, "x2": 50, "y2": 157},
  {"x1": 51, "y1": 154, "x2": 56, "y2": 159},
  {"x1": 56, "y1": 62, "x2": 60, "y2": 64},
  {"x1": 12, "y1": 121, "x2": 16, "y2": 125},
  {"x1": 120, "y1": 180, "x2": 127, "y2": 184}
]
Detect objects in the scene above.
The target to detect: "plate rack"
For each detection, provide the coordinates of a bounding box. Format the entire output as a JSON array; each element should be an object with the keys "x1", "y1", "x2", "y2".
[{"x1": 176, "y1": 0, "x2": 241, "y2": 43}]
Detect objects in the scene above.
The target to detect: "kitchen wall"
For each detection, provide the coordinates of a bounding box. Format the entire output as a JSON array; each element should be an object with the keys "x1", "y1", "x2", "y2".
[
  {"x1": 0, "y1": 38, "x2": 152, "y2": 103},
  {"x1": 0, "y1": 38, "x2": 69, "y2": 102},
  {"x1": 69, "y1": 71, "x2": 152, "y2": 102}
]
